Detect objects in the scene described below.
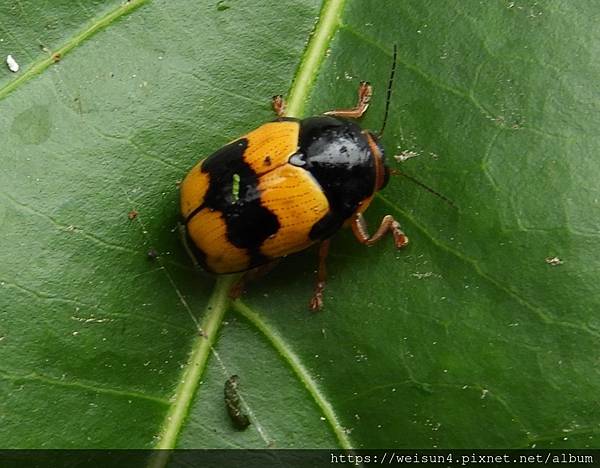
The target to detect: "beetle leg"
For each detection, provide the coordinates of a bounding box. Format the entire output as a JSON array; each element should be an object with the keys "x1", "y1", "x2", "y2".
[
  {"x1": 229, "y1": 273, "x2": 247, "y2": 299},
  {"x1": 309, "y1": 239, "x2": 331, "y2": 311},
  {"x1": 351, "y1": 213, "x2": 409, "y2": 248},
  {"x1": 323, "y1": 81, "x2": 372, "y2": 119},
  {"x1": 271, "y1": 95, "x2": 286, "y2": 118},
  {"x1": 229, "y1": 261, "x2": 280, "y2": 300}
]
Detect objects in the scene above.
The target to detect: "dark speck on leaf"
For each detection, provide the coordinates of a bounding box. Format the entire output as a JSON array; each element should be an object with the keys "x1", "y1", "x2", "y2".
[{"x1": 264, "y1": 155, "x2": 272, "y2": 166}]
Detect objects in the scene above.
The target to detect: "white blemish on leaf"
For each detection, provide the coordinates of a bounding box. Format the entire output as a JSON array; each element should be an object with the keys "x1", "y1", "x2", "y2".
[
  {"x1": 6, "y1": 54, "x2": 19, "y2": 72},
  {"x1": 411, "y1": 271, "x2": 433, "y2": 279},
  {"x1": 394, "y1": 150, "x2": 419, "y2": 163}
]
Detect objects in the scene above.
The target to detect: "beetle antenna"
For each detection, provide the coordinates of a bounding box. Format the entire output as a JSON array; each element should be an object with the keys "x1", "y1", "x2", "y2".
[
  {"x1": 390, "y1": 169, "x2": 456, "y2": 208},
  {"x1": 378, "y1": 44, "x2": 397, "y2": 137}
]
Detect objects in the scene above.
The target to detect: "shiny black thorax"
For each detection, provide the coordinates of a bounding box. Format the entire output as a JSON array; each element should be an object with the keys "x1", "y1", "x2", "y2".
[{"x1": 293, "y1": 116, "x2": 382, "y2": 241}]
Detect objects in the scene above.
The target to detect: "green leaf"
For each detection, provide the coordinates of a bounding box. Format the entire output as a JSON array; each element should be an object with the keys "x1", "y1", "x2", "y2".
[{"x1": 1, "y1": 0, "x2": 599, "y2": 451}]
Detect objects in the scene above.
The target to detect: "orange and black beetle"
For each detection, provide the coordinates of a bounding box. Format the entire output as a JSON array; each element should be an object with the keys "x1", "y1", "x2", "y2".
[{"x1": 180, "y1": 59, "x2": 408, "y2": 310}]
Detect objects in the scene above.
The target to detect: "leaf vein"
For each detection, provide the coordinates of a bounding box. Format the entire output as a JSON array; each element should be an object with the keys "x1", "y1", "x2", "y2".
[
  {"x1": 0, "y1": 0, "x2": 150, "y2": 102},
  {"x1": 0, "y1": 368, "x2": 169, "y2": 406},
  {"x1": 376, "y1": 193, "x2": 600, "y2": 340},
  {"x1": 0, "y1": 192, "x2": 138, "y2": 256},
  {"x1": 0, "y1": 277, "x2": 190, "y2": 333},
  {"x1": 286, "y1": 0, "x2": 347, "y2": 117},
  {"x1": 233, "y1": 300, "x2": 354, "y2": 450}
]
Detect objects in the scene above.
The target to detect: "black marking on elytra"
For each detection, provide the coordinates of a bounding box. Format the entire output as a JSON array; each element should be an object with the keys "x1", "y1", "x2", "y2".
[
  {"x1": 185, "y1": 203, "x2": 205, "y2": 225},
  {"x1": 248, "y1": 248, "x2": 269, "y2": 269},
  {"x1": 298, "y1": 116, "x2": 376, "y2": 241},
  {"x1": 309, "y1": 211, "x2": 343, "y2": 241},
  {"x1": 201, "y1": 138, "x2": 280, "y2": 265}
]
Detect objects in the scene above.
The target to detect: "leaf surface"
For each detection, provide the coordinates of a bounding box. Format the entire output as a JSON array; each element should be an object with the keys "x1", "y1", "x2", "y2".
[{"x1": 1, "y1": 0, "x2": 599, "y2": 450}]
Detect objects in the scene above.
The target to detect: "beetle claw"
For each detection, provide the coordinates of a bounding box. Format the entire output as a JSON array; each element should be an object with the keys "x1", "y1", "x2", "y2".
[{"x1": 309, "y1": 294, "x2": 323, "y2": 312}]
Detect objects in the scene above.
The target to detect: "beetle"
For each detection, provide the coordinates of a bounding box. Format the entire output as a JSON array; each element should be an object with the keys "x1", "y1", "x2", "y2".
[{"x1": 180, "y1": 47, "x2": 408, "y2": 310}]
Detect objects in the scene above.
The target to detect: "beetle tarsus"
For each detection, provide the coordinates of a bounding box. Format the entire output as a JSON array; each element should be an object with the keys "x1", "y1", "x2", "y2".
[
  {"x1": 309, "y1": 240, "x2": 330, "y2": 311},
  {"x1": 309, "y1": 282, "x2": 325, "y2": 311},
  {"x1": 351, "y1": 213, "x2": 409, "y2": 248},
  {"x1": 272, "y1": 95, "x2": 286, "y2": 118},
  {"x1": 323, "y1": 81, "x2": 372, "y2": 119}
]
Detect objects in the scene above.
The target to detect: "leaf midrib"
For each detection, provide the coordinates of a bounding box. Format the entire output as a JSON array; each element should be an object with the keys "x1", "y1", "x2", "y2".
[{"x1": 152, "y1": 0, "x2": 350, "y2": 453}]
